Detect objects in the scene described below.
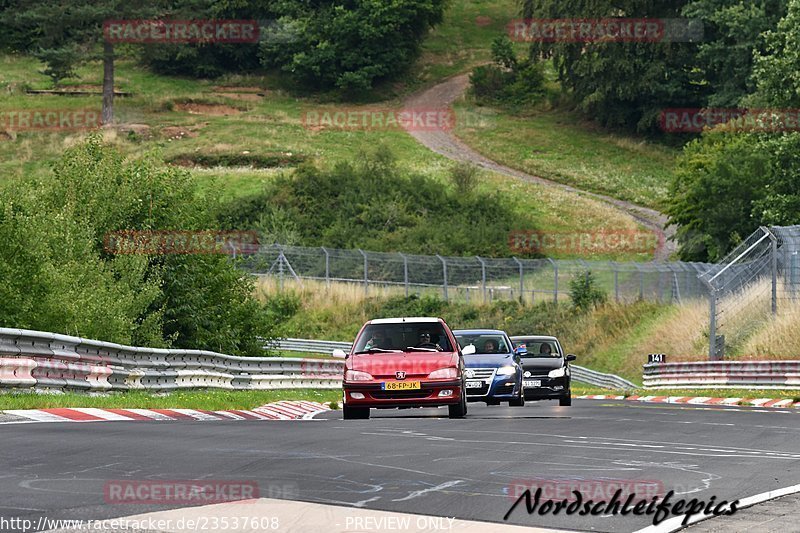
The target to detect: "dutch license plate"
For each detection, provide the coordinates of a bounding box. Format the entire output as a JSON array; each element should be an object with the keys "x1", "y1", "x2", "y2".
[
  {"x1": 382, "y1": 381, "x2": 421, "y2": 391},
  {"x1": 466, "y1": 380, "x2": 484, "y2": 389},
  {"x1": 524, "y1": 380, "x2": 542, "y2": 388}
]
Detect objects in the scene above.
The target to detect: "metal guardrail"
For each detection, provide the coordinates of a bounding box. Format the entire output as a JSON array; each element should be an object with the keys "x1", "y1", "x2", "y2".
[
  {"x1": 570, "y1": 366, "x2": 638, "y2": 390},
  {"x1": 643, "y1": 361, "x2": 800, "y2": 389},
  {"x1": 0, "y1": 329, "x2": 343, "y2": 392},
  {"x1": 269, "y1": 338, "x2": 636, "y2": 390}
]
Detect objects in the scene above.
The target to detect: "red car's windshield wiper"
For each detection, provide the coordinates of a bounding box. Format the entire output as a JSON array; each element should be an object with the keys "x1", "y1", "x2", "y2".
[
  {"x1": 353, "y1": 348, "x2": 402, "y2": 354},
  {"x1": 404, "y1": 346, "x2": 440, "y2": 352}
]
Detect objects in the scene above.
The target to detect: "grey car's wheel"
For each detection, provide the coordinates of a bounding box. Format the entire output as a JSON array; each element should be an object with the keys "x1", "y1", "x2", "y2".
[
  {"x1": 559, "y1": 394, "x2": 572, "y2": 407},
  {"x1": 343, "y1": 404, "x2": 370, "y2": 419},
  {"x1": 509, "y1": 391, "x2": 525, "y2": 407}
]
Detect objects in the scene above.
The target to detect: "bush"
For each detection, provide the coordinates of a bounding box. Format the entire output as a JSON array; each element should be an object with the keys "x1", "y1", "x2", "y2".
[
  {"x1": 569, "y1": 271, "x2": 607, "y2": 310},
  {"x1": 219, "y1": 146, "x2": 531, "y2": 256},
  {"x1": 0, "y1": 135, "x2": 275, "y2": 355},
  {"x1": 449, "y1": 162, "x2": 479, "y2": 196},
  {"x1": 470, "y1": 36, "x2": 546, "y2": 108}
]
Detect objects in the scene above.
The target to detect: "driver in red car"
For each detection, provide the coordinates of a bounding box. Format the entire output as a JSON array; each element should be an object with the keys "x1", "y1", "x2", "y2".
[{"x1": 416, "y1": 330, "x2": 443, "y2": 350}]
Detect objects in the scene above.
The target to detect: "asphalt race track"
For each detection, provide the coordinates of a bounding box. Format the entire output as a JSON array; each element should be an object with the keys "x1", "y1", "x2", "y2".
[{"x1": 1, "y1": 399, "x2": 798, "y2": 532}]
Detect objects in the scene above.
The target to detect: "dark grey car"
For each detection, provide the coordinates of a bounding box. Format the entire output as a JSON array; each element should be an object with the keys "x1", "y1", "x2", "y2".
[{"x1": 510, "y1": 335, "x2": 576, "y2": 406}]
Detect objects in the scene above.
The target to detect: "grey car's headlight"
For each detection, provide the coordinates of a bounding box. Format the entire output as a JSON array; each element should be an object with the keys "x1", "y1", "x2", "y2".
[{"x1": 548, "y1": 367, "x2": 566, "y2": 379}]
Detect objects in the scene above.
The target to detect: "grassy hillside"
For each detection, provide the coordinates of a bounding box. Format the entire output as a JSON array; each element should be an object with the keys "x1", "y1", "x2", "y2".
[
  {"x1": 0, "y1": 51, "x2": 656, "y2": 260},
  {"x1": 452, "y1": 98, "x2": 678, "y2": 209}
]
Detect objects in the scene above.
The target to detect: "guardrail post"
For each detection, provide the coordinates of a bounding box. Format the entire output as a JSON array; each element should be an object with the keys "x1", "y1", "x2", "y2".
[
  {"x1": 513, "y1": 257, "x2": 524, "y2": 304},
  {"x1": 476, "y1": 256, "x2": 487, "y2": 303},
  {"x1": 358, "y1": 249, "x2": 368, "y2": 296},
  {"x1": 321, "y1": 247, "x2": 330, "y2": 288},
  {"x1": 437, "y1": 254, "x2": 448, "y2": 301}
]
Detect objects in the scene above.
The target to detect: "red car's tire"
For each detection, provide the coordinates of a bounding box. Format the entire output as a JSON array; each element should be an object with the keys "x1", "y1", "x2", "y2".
[
  {"x1": 343, "y1": 405, "x2": 370, "y2": 419},
  {"x1": 448, "y1": 386, "x2": 468, "y2": 418}
]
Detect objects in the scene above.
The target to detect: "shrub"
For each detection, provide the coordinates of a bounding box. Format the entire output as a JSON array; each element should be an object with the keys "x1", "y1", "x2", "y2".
[{"x1": 569, "y1": 271, "x2": 608, "y2": 310}]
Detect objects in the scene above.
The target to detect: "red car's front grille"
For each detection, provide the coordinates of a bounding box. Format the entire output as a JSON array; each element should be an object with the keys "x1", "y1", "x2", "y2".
[{"x1": 371, "y1": 389, "x2": 433, "y2": 400}]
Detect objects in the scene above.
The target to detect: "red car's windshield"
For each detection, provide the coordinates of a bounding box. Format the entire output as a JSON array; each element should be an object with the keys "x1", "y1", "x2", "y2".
[{"x1": 354, "y1": 323, "x2": 452, "y2": 352}]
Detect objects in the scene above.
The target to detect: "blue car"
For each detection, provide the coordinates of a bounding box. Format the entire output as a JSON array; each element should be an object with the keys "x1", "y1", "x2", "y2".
[{"x1": 453, "y1": 329, "x2": 525, "y2": 407}]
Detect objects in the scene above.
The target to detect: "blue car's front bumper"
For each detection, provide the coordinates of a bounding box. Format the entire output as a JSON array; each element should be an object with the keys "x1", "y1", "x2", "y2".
[{"x1": 464, "y1": 369, "x2": 522, "y2": 401}]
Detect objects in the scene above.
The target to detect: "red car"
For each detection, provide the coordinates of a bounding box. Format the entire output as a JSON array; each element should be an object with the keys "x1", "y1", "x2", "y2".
[{"x1": 334, "y1": 317, "x2": 468, "y2": 420}]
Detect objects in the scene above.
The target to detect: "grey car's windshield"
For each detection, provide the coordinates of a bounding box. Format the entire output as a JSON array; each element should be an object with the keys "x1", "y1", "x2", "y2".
[{"x1": 354, "y1": 323, "x2": 452, "y2": 352}]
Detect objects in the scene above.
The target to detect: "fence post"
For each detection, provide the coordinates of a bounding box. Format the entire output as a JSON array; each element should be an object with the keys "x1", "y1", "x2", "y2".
[
  {"x1": 548, "y1": 258, "x2": 558, "y2": 305},
  {"x1": 476, "y1": 256, "x2": 487, "y2": 303},
  {"x1": 277, "y1": 244, "x2": 285, "y2": 291},
  {"x1": 768, "y1": 229, "x2": 778, "y2": 315},
  {"x1": 437, "y1": 254, "x2": 448, "y2": 301},
  {"x1": 321, "y1": 246, "x2": 330, "y2": 288},
  {"x1": 633, "y1": 263, "x2": 644, "y2": 300},
  {"x1": 655, "y1": 264, "x2": 663, "y2": 302},
  {"x1": 513, "y1": 257, "x2": 524, "y2": 304},
  {"x1": 610, "y1": 261, "x2": 619, "y2": 302},
  {"x1": 399, "y1": 252, "x2": 409, "y2": 297},
  {"x1": 358, "y1": 249, "x2": 368, "y2": 296}
]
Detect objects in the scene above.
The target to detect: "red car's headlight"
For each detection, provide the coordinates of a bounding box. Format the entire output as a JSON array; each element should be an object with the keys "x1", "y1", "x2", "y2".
[
  {"x1": 345, "y1": 370, "x2": 374, "y2": 381},
  {"x1": 427, "y1": 367, "x2": 457, "y2": 379}
]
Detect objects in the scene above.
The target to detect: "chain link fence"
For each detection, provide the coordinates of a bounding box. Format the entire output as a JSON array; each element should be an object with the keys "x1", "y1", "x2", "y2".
[
  {"x1": 239, "y1": 244, "x2": 714, "y2": 305},
  {"x1": 701, "y1": 225, "x2": 800, "y2": 359}
]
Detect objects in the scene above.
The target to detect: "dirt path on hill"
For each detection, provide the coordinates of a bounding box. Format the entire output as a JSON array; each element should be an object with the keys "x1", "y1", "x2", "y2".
[{"x1": 402, "y1": 73, "x2": 676, "y2": 261}]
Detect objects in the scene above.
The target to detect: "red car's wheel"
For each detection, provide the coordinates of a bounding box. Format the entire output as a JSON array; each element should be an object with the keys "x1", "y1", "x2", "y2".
[{"x1": 343, "y1": 404, "x2": 370, "y2": 419}]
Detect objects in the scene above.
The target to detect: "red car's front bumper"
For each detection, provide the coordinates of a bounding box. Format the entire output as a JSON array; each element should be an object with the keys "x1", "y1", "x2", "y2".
[{"x1": 343, "y1": 379, "x2": 463, "y2": 408}]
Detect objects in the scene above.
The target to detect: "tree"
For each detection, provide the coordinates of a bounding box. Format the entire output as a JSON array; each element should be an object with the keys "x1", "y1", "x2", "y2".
[
  {"x1": 1, "y1": 1, "x2": 167, "y2": 124},
  {"x1": 752, "y1": 0, "x2": 800, "y2": 107},
  {"x1": 259, "y1": 0, "x2": 447, "y2": 93},
  {"x1": 525, "y1": 0, "x2": 703, "y2": 132},
  {"x1": 683, "y1": 0, "x2": 787, "y2": 108}
]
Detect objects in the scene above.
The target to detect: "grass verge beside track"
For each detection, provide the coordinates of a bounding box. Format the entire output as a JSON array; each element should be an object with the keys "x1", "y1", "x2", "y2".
[
  {"x1": 0, "y1": 389, "x2": 341, "y2": 411},
  {"x1": 572, "y1": 384, "x2": 800, "y2": 402}
]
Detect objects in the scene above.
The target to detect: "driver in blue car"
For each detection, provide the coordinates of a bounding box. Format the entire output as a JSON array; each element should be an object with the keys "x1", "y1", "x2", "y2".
[{"x1": 483, "y1": 339, "x2": 499, "y2": 353}]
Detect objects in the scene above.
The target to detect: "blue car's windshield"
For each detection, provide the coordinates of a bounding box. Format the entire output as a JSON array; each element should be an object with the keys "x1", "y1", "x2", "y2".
[{"x1": 456, "y1": 334, "x2": 510, "y2": 354}]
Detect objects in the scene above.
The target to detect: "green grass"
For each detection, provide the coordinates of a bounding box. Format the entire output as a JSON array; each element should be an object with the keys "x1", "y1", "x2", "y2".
[
  {"x1": 453, "y1": 99, "x2": 678, "y2": 209},
  {"x1": 572, "y1": 384, "x2": 800, "y2": 400},
  {"x1": 398, "y1": 0, "x2": 525, "y2": 92},
  {"x1": 0, "y1": 388, "x2": 340, "y2": 410}
]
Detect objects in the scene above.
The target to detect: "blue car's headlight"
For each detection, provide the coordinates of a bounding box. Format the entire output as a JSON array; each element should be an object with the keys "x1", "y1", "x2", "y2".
[{"x1": 496, "y1": 366, "x2": 517, "y2": 376}]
